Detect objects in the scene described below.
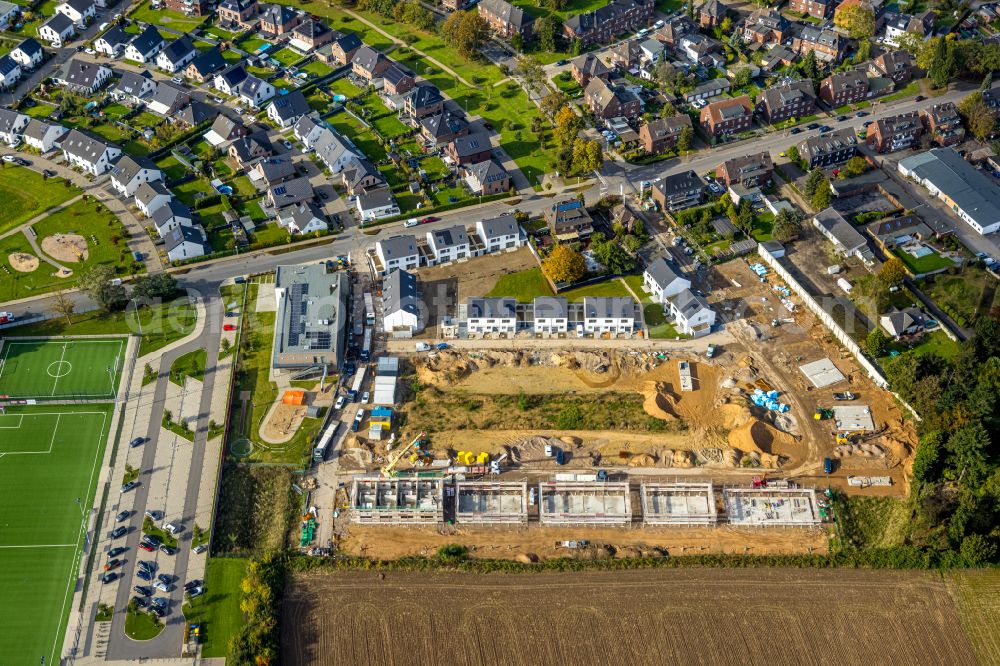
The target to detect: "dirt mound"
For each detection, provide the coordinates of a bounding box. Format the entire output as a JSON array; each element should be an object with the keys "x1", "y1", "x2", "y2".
[
  {"x1": 8, "y1": 252, "x2": 38, "y2": 272},
  {"x1": 41, "y1": 234, "x2": 88, "y2": 263},
  {"x1": 718, "y1": 403, "x2": 751, "y2": 429},
  {"x1": 642, "y1": 382, "x2": 679, "y2": 420},
  {"x1": 515, "y1": 553, "x2": 538, "y2": 564},
  {"x1": 728, "y1": 419, "x2": 800, "y2": 464},
  {"x1": 671, "y1": 450, "x2": 694, "y2": 467},
  {"x1": 628, "y1": 453, "x2": 656, "y2": 467}
]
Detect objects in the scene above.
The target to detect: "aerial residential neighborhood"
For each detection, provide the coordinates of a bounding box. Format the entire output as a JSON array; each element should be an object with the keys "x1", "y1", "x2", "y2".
[{"x1": 0, "y1": 0, "x2": 998, "y2": 663}]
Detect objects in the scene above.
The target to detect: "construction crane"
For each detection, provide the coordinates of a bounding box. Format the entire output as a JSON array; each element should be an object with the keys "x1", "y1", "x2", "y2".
[{"x1": 381, "y1": 432, "x2": 426, "y2": 477}]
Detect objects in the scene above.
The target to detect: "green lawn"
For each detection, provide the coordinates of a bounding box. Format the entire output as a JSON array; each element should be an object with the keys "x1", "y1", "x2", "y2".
[
  {"x1": 511, "y1": 0, "x2": 613, "y2": 21},
  {"x1": 0, "y1": 166, "x2": 77, "y2": 235},
  {"x1": 169, "y1": 348, "x2": 206, "y2": 386},
  {"x1": 326, "y1": 76, "x2": 363, "y2": 98},
  {"x1": 155, "y1": 155, "x2": 189, "y2": 182},
  {"x1": 22, "y1": 102, "x2": 57, "y2": 119},
  {"x1": 229, "y1": 282, "x2": 322, "y2": 463},
  {"x1": 5, "y1": 296, "x2": 198, "y2": 356},
  {"x1": 0, "y1": 338, "x2": 125, "y2": 399},
  {"x1": 892, "y1": 246, "x2": 955, "y2": 275},
  {"x1": 125, "y1": 606, "x2": 164, "y2": 640},
  {"x1": 269, "y1": 47, "x2": 302, "y2": 66},
  {"x1": 751, "y1": 212, "x2": 775, "y2": 242},
  {"x1": 300, "y1": 60, "x2": 333, "y2": 77},
  {"x1": 182, "y1": 558, "x2": 248, "y2": 658},
  {"x1": 174, "y1": 177, "x2": 217, "y2": 206},
  {"x1": 923, "y1": 268, "x2": 995, "y2": 327},
  {"x1": 240, "y1": 37, "x2": 269, "y2": 53},
  {"x1": 327, "y1": 111, "x2": 387, "y2": 162},
  {"x1": 33, "y1": 199, "x2": 136, "y2": 273},
  {"x1": 203, "y1": 26, "x2": 238, "y2": 40},
  {"x1": 131, "y1": 0, "x2": 208, "y2": 31},
  {"x1": 878, "y1": 80, "x2": 921, "y2": 104},
  {"x1": 487, "y1": 268, "x2": 632, "y2": 302},
  {"x1": 644, "y1": 303, "x2": 686, "y2": 339},
  {"x1": 553, "y1": 71, "x2": 583, "y2": 97},
  {"x1": 371, "y1": 113, "x2": 410, "y2": 139},
  {"x1": 0, "y1": 404, "x2": 113, "y2": 665}
]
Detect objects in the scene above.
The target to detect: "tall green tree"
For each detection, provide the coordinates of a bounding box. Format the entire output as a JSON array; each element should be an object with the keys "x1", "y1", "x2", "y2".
[{"x1": 79, "y1": 265, "x2": 127, "y2": 312}]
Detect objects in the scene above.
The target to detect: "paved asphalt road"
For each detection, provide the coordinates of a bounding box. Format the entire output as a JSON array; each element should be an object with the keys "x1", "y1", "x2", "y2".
[{"x1": 104, "y1": 285, "x2": 222, "y2": 659}]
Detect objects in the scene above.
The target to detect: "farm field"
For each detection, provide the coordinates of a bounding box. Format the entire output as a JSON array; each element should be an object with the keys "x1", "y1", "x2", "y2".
[
  {"x1": 0, "y1": 404, "x2": 113, "y2": 666},
  {"x1": 0, "y1": 338, "x2": 125, "y2": 399},
  {"x1": 947, "y1": 569, "x2": 1000, "y2": 666},
  {"x1": 282, "y1": 568, "x2": 979, "y2": 665}
]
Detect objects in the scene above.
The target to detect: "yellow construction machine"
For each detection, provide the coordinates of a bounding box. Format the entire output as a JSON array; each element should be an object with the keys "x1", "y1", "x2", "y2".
[{"x1": 381, "y1": 432, "x2": 427, "y2": 477}]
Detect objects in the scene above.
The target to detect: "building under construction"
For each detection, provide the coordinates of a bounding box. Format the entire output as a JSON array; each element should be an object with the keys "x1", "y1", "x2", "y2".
[
  {"x1": 538, "y1": 481, "x2": 632, "y2": 525},
  {"x1": 640, "y1": 481, "x2": 718, "y2": 525},
  {"x1": 350, "y1": 476, "x2": 444, "y2": 524},
  {"x1": 722, "y1": 486, "x2": 821, "y2": 526},
  {"x1": 454, "y1": 481, "x2": 528, "y2": 524}
]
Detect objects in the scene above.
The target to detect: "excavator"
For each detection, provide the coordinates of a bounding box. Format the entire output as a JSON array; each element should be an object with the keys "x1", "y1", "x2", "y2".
[{"x1": 381, "y1": 432, "x2": 427, "y2": 477}]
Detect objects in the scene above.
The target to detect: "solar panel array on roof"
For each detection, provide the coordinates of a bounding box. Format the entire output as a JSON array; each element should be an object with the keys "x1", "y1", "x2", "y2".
[
  {"x1": 287, "y1": 283, "x2": 306, "y2": 346},
  {"x1": 306, "y1": 329, "x2": 332, "y2": 349}
]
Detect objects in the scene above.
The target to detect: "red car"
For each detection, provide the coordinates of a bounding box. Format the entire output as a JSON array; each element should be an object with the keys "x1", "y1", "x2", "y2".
[
  {"x1": 420, "y1": 216, "x2": 438, "y2": 224},
  {"x1": 223, "y1": 324, "x2": 237, "y2": 331},
  {"x1": 104, "y1": 558, "x2": 123, "y2": 571},
  {"x1": 138, "y1": 542, "x2": 155, "y2": 552}
]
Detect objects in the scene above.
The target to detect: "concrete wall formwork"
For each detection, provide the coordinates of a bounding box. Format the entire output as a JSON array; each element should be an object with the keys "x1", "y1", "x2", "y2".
[
  {"x1": 722, "y1": 487, "x2": 821, "y2": 526},
  {"x1": 351, "y1": 476, "x2": 445, "y2": 524},
  {"x1": 538, "y1": 481, "x2": 632, "y2": 525},
  {"x1": 454, "y1": 481, "x2": 529, "y2": 524},
  {"x1": 641, "y1": 481, "x2": 718, "y2": 525}
]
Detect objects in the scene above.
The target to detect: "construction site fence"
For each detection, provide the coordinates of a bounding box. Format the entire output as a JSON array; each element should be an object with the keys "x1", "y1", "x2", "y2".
[{"x1": 756, "y1": 245, "x2": 921, "y2": 421}]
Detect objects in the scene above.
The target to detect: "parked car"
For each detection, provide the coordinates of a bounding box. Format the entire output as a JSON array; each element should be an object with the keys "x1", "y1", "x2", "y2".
[
  {"x1": 115, "y1": 510, "x2": 130, "y2": 522},
  {"x1": 132, "y1": 596, "x2": 149, "y2": 608},
  {"x1": 915, "y1": 95, "x2": 925, "y2": 102},
  {"x1": 789, "y1": 127, "x2": 801, "y2": 134},
  {"x1": 806, "y1": 123, "x2": 819, "y2": 130},
  {"x1": 100, "y1": 572, "x2": 118, "y2": 584},
  {"x1": 1, "y1": 155, "x2": 16, "y2": 162},
  {"x1": 108, "y1": 546, "x2": 127, "y2": 557},
  {"x1": 184, "y1": 579, "x2": 202, "y2": 591},
  {"x1": 833, "y1": 391, "x2": 856, "y2": 401},
  {"x1": 133, "y1": 585, "x2": 152, "y2": 596},
  {"x1": 121, "y1": 480, "x2": 140, "y2": 492},
  {"x1": 171, "y1": 76, "x2": 184, "y2": 85},
  {"x1": 129, "y1": 437, "x2": 145, "y2": 448},
  {"x1": 138, "y1": 541, "x2": 155, "y2": 552},
  {"x1": 223, "y1": 324, "x2": 237, "y2": 331},
  {"x1": 104, "y1": 559, "x2": 123, "y2": 571},
  {"x1": 335, "y1": 396, "x2": 346, "y2": 410},
  {"x1": 420, "y1": 216, "x2": 438, "y2": 224},
  {"x1": 855, "y1": 111, "x2": 868, "y2": 118},
  {"x1": 159, "y1": 545, "x2": 177, "y2": 556},
  {"x1": 403, "y1": 218, "x2": 419, "y2": 228},
  {"x1": 188, "y1": 586, "x2": 205, "y2": 598},
  {"x1": 110, "y1": 526, "x2": 127, "y2": 539},
  {"x1": 362, "y1": 391, "x2": 369, "y2": 404},
  {"x1": 282, "y1": 140, "x2": 293, "y2": 150},
  {"x1": 154, "y1": 580, "x2": 172, "y2": 592},
  {"x1": 193, "y1": 544, "x2": 208, "y2": 554}
]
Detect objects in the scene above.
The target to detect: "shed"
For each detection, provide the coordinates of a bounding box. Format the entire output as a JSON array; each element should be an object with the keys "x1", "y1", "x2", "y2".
[
  {"x1": 799, "y1": 358, "x2": 846, "y2": 388},
  {"x1": 373, "y1": 375, "x2": 398, "y2": 405},
  {"x1": 377, "y1": 356, "x2": 400, "y2": 376}
]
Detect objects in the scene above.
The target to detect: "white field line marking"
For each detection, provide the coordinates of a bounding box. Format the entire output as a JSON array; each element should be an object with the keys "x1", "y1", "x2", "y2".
[
  {"x1": 50, "y1": 343, "x2": 69, "y2": 397},
  {"x1": 0, "y1": 543, "x2": 78, "y2": 549},
  {"x1": 1, "y1": 341, "x2": 124, "y2": 399},
  {"x1": 0, "y1": 415, "x2": 24, "y2": 428},
  {"x1": 49, "y1": 409, "x2": 109, "y2": 666}
]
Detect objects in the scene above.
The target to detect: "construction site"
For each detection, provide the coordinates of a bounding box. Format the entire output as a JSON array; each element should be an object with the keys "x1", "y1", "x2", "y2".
[{"x1": 308, "y1": 253, "x2": 918, "y2": 559}]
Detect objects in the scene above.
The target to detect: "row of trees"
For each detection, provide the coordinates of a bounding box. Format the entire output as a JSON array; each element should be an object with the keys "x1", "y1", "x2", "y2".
[
  {"x1": 228, "y1": 553, "x2": 286, "y2": 665},
  {"x1": 883, "y1": 313, "x2": 1000, "y2": 565},
  {"x1": 77, "y1": 265, "x2": 178, "y2": 313}
]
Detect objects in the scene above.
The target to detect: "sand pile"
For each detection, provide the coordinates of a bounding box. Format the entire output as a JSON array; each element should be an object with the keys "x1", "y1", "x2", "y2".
[
  {"x1": 727, "y1": 419, "x2": 799, "y2": 468},
  {"x1": 41, "y1": 234, "x2": 88, "y2": 262},
  {"x1": 642, "y1": 382, "x2": 679, "y2": 420},
  {"x1": 8, "y1": 252, "x2": 38, "y2": 272},
  {"x1": 628, "y1": 453, "x2": 656, "y2": 467},
  {"x1": 834, "y1": 443, "x2": 885, "y2": 458},
  {"x1": 671, "y1": 450, "x2": 694, "y2": 467},
  {"x1": 508, "y1": 435, "x2": 565, "y2": 462}
]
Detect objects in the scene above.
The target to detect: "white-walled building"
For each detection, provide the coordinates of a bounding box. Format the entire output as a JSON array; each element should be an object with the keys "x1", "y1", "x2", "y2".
[
  {"x1": 0, "y1": 108, "x2": 28, "y2": 146},
  {"x1": 475, "y1": 213, "x2": 521, "y2": 254},
  {"x1": 61, "y1": 128, "x2": 120, "y2": 175},
  {"x1": 38, "y1": 13, "x2": 76, "y2": 47},
  {"x1": 533, "y1": 296, "x2": 568, "y2": 334},
  {"x1": 666, "y1": 288, "x2": 716, "y2": 337},
  {"x1": 134, "y1": 181, "x2": 173, "y2": 217},
  {"x1": 382, "y1": 268, "x2": 422, "y2": 335},
  {"x1": 427, "y1": 225, "x2": 469, "y2": 264},
  {"x1": 55, "y1": 0, "x2": 95, "y2": 28},
  {"x1": 643, "y1": 257, "x2": 691, "y2": 303},
  {"x1": 22, "y1": 119, "x2": 67, "y2": 152},
  {"x1": 583, "y1": 296, "x2": 635, "y2": 334},
  {"x1": 466, "y1": 297, "x2": 517, "y2": 334},
  {"x1": 356, "y1": 189, "x2": 399, "y2": 221},
  {"x1": 375, "y1": 234, "x2": 419, "y2": 274},
  {"x1": 10, "y1": 38, "x2": 44, "y2": 70},
  {"x1": 109, "y1": 155, "x2": 161, "y2": 197}
]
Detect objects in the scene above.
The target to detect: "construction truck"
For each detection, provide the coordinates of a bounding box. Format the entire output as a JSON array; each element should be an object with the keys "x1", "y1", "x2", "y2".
[{"x1": 814, "y1": 408, "x2": 833, "y2": 420}]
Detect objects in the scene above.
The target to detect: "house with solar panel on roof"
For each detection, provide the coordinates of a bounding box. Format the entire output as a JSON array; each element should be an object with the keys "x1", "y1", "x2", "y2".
[{"x1": 272, "y1": 263, "x2": 350, "y2": 375}]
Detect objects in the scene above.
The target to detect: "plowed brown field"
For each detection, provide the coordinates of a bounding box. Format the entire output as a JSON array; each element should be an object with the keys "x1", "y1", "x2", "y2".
[{"x1": 281, "y1": 568, "x2": 977, "y2": 666}]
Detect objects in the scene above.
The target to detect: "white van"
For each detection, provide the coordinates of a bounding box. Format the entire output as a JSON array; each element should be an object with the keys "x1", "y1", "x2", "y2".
[{"x1": 403, "y1": 218, "x2": 419, "y2": 228}]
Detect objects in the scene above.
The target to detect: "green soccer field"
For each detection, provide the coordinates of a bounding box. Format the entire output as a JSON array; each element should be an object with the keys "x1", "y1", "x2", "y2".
[
  {"x1": 0, "y1": 339, "x2": 126, "y2": 400},
  {"x1": 0, "y1": 404, "x2": 112, "y2": 664}
]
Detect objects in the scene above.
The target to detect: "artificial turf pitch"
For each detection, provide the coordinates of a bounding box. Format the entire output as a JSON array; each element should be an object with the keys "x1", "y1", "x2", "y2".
[
  {"x1": 0, "y1": 404, "x2": 112, "y2": 664},
  {"x1": 0, "y1": 339, "x2": 125, "y2": 400}
]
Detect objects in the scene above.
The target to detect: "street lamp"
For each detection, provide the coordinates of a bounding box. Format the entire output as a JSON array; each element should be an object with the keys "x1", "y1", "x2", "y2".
[{"x1": 129, "y1": 298, "x2": 143, "y2": 336}]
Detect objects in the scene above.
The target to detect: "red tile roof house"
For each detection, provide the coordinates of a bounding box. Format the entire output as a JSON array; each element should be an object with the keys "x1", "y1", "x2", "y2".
[
  {"x1": 584, "y1": 77, "x2": 642, "y2": 120},
  {"x1": 571, "y1": 52, "x2": 609, "y2": 87},
  {"x1": 819, "y1": 70, "x2": 869, "y2": 106},
  {"x1": 638, "y1": 114, "x2": 692, "y2": 154},
  {"x1": 478, "y1": 0, "x2": 534, "y2": 40},
  {"x1": 865, "y1": 111, "x2": 923, "y2": 153},
  {"x1": 715, "y1": 152, "x2": 774, "y2": 188},
  {"x1": 920, "y1": 102, "x2": 965, "y2": 147},
  {"x1": 754, "y1": 80, "x2": 816, "y2": 124},
  {"x1": 699, "y1": 96, "x2": 752, "y2": 139}
]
